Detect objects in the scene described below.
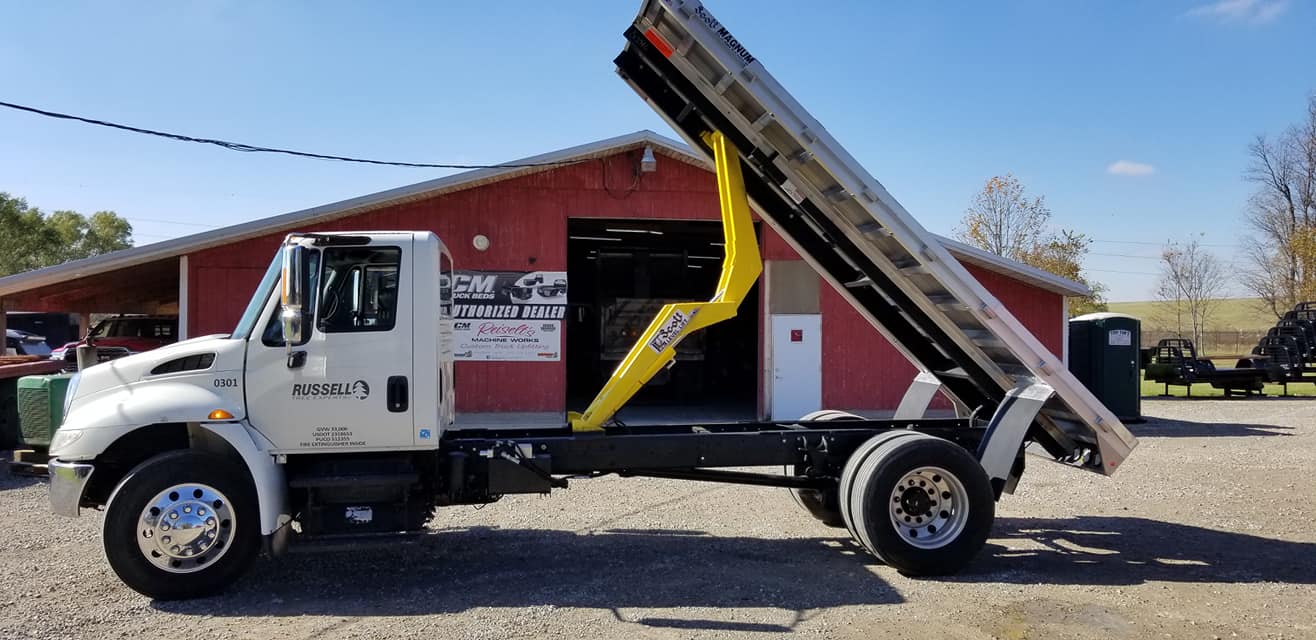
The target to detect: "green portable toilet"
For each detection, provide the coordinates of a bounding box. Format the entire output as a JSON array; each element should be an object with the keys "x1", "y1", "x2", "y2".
[
  {"x1": 17, "y1": 373, "x2": 74, "y2": 448},
  {"x1": 1068, "y1": 312, "x2": 1141, "y2": 421}
]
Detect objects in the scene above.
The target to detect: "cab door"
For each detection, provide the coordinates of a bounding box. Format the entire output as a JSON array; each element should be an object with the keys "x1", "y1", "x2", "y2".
[{"x1": 245, "y1": 235, "x2": 415, "y2": 451}]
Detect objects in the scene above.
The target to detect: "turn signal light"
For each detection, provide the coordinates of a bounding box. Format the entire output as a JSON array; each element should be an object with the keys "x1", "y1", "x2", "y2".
[{"x1": 208, "y1": 409, "x2": 235, "y2": 421}]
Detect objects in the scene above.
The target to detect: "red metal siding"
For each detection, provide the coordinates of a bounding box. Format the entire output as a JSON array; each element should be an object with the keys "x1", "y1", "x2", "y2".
[
  {"x1": 963, "y1": 263, "x2": 1064, "y2": 351},
  {"x1": 188, "y1": 152, "x2": 724, "y2": 413},
  {"x1": 818, "y1": 261, "x2": 1064, "y2": 411},
  {"x1": 185, "y1": 149, "x2": 1065, "y2": 414}
]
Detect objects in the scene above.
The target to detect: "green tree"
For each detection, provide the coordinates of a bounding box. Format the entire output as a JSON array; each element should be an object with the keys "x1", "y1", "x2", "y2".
[
  {"x1": 957, "y1": 175, "x2": 1107, "y2": 317},
  {"x1": 0, "y1": 193, "x2": 134, "y2": 276}
]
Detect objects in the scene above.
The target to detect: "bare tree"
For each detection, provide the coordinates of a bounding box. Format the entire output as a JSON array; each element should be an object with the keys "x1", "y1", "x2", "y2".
[
  {"x1": 1157, "y1": 237, "x2": 1227, "y2": 352},
  {"x1": 958, "y1": 174, "x2": 1106, "y2": 315},
  {"x1": 958, "y1": 174, "x2": 1052, "y2": 259},
  {"x1": 1242, "y1": 94, "x2": 1316, "y2": 317}
]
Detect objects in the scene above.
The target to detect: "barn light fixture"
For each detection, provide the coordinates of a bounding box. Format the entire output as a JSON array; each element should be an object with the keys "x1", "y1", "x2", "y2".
[
  {"x1": 604, "y1": 227, "x2": 664, "y2": 235},
  {"x1": 472, "y1": 234, "x2": 491, "y2": 251},
  {"x1": 639, "y1": 145, "x2": 657, "y2": 173}
]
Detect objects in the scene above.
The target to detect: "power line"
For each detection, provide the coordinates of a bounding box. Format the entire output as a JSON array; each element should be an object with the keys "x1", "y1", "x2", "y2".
[
  {"x1": 1087, "y1": 268, "x2": 1160, "y2": 276},
  {"x1": 126, "y1": 217, "x2": 221, "y2": 228},
  {"x1": 0, "y1": 100, "x2": 582, "y2": 170},
  {"x1": 1093, "y1": 238, "x2": 1239, "y2": 248},
  {"x1": 1089, "y1": 252, "x2": 1162, "y2": 261}
]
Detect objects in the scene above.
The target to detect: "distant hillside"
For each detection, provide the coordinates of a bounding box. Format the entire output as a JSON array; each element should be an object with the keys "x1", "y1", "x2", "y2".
[{"x1": 1106, "y1": 298, "x2": 1277, "y2": 332}]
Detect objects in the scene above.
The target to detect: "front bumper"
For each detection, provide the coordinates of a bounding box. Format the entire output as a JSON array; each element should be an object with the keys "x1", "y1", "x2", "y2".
[{"x1": 49, "y1": 460, "x2": 94, "y2": 517}]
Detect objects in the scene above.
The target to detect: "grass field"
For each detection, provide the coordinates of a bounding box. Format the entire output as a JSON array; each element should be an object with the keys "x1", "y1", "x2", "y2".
[{"x1": 1107, "y1": 297, "x2": 1278, "y2": 331}]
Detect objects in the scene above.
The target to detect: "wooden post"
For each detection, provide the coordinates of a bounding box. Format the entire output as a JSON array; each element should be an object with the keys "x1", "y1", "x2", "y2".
[{"x1": 77, "y1": 312, "x2": 92, "y2": 338}]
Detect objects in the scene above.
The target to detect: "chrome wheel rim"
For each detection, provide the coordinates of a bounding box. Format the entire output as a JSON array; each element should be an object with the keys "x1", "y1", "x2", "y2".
[
  {"x1": 136, "y1": 483, "x2": 235, "y2": 573},
  {"x1": 888, "y1": 466, "x2": 969, "y2": 549}
]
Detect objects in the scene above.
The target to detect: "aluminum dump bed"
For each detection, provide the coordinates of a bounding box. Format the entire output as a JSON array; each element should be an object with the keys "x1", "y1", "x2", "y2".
[{"x1": 617, "y1": 0, "x2": 1137, "y2": 475}]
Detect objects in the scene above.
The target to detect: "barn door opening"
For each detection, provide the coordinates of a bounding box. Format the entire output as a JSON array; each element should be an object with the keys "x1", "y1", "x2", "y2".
[{"x1": 565, "y1": 219, "x2": 758, "y2": 422}]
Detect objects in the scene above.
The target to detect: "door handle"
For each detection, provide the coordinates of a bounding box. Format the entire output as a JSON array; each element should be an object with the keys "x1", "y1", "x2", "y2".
[{"x1": 387, "y1": 375, "x2": 408, "y2": 413}]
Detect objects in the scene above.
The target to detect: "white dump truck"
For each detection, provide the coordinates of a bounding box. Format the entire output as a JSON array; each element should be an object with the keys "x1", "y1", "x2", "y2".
[{"x1": 48, "y1": 0, "x2": 1137, "y2": 599}]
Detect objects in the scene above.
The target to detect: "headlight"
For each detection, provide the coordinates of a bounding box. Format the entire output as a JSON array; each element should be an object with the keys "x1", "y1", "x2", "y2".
[
  {"x1": 63, "y1": 372, "x2": 81, "y2": 417},
  {"x1": 50, "y1": 429, "x2": 84, "y2": 454}
]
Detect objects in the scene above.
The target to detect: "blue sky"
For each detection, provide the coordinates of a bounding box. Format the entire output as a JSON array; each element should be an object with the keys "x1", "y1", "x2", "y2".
[{"x1": 1, "y1": 0, "x2": 1311, "y2": 301}]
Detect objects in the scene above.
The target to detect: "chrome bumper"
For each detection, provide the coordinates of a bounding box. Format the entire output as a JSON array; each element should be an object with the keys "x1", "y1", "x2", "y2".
[{"x1": 49, "y1": 460, "x2": 94, "y2": 517}]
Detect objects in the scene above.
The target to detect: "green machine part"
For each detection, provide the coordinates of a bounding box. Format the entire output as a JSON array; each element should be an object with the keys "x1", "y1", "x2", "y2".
[{"x1": 17, "y1": 373, "x2": 73, "y2": 448}]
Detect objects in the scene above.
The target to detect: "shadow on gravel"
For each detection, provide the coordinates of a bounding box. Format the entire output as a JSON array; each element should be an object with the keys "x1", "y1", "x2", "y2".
[
  {"x1": 0, "y1": 474, "x2": 44, "y2": 492},
  {"x1": 1128, "y1": 416, "x2": 1293, "y2": 438},
  {"x1": 152, "y1": 527, "x2": 899, "y2": 632},
  {"x1": 957, "y1": 516, "x2": 1316, "y2": 586}
]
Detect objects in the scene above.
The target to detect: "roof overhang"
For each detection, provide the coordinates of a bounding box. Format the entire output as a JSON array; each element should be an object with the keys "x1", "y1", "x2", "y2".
[
  {"x1": 936, "y1": 237, "x2": 1093, "y2": 298},
  {"x1": 0, "y1": 130, "x2": 1090, "y2": 301}
]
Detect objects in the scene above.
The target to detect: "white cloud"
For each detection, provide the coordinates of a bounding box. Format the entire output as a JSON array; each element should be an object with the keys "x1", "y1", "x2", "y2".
[
  {"x1": 1107, "y1": 160, "x2": 1157, "y2": 177},
  {"x1": 1186, "y1": 0, "x2": 1289, "y2": 24}
]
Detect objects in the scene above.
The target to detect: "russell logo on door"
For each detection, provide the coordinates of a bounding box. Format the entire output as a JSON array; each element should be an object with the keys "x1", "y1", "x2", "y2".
[{"x1": 292, "y1": 380, "x2": 371, "y2": 400}]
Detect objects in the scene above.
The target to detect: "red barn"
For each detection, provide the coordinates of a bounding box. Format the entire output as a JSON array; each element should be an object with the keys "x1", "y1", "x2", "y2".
[{"x1": 0, "y1": 131, "x2": 1087, "y2": 421}]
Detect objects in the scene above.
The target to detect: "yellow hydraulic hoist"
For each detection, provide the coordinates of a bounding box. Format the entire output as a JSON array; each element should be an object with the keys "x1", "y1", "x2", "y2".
[{"x1": 568, "y1": 131, "x2": 762, "y2": 432}]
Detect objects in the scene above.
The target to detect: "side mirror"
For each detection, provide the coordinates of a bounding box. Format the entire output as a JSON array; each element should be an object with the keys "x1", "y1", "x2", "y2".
[{"x1": 280, "y1": 244, "x2": 307, "y2": 346}]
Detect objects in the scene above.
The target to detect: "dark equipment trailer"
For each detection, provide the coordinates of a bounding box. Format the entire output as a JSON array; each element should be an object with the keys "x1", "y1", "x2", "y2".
[
  {"x1": 1234, "y1": 302, "x2": 1316, "y2": 393},
  {"x1": 1145, "y1": 338, "x2": 1266, "y2": 397}
]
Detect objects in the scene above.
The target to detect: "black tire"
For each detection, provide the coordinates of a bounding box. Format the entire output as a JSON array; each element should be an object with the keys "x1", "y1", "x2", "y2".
[
  {"x1": 789, "y1": 484, "x2": 846, "y2": 528},
  {"x1": 846, "y1": 435, "x2": 994, "y2": 576},
  {"x1": 103, "y1": 450, "x2": 259, "y2": 599},
  {"x1": 836, "y1": 431, "x2": 929, "y2": 542},
  {"x1": 786, "y1": 410, "x2": 867, "y2": 528}
]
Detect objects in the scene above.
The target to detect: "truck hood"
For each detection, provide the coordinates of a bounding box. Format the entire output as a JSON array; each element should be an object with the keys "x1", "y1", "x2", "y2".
[{"x1": 63, "y1": 335, "x2": 247, "y2": 426}]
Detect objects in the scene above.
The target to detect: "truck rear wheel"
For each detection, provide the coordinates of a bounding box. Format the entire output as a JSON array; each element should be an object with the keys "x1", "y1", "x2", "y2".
[
  {"x1": 845, "y1": 435, "x2": 994, "y2": 575},
  {"x1": 787, "y1": 411, "x2": 868, "y2": 527},
  {"x1": 102, "y1": 450, "x2": 259, "y2": 599},
  {"x1": 836, "y1": 430, "x2": 929, "y2": 541}
]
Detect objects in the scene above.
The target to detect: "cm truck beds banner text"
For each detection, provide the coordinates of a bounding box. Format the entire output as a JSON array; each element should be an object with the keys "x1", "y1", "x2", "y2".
[{"x1": 451, "y1": 270, "x2": 566, "y2": 361}]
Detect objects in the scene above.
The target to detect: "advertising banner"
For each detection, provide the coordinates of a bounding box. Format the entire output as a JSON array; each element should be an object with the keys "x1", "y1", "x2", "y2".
[{"x1": 451, "y1": 270, "x2": 567, "y2": 361}]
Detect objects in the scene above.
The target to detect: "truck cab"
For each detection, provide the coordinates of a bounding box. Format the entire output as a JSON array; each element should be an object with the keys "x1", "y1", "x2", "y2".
[{"x1": 49, "y1": 232, "x2": 460, "y2": 597}]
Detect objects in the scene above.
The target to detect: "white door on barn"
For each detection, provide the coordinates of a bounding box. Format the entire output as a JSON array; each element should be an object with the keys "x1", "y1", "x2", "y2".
[{"x1": 769, "y1": 314, "x2": 822, "y2": 419}]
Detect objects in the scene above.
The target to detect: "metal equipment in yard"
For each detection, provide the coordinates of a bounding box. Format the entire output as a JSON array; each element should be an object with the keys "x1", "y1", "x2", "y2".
[
  {"x1": 1145, "y1": 338, "x2": 1265, "y2": 396},
  {"x1": 17, "y1": 373, "x2": 73, "y2": 448},
  {"x1": 1236, "y1": 302, "x2": 1316, "y2": 393}
]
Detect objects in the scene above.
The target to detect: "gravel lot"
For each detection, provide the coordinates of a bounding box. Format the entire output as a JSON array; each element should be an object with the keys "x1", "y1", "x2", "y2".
[{"x1": 2, "y1": 398, "x2": 1314, "y2": 640}]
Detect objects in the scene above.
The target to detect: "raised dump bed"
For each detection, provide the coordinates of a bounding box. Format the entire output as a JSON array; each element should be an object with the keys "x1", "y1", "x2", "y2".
[{"x1": 616, "y1": 0, "x2": 1136, "y2": 476}]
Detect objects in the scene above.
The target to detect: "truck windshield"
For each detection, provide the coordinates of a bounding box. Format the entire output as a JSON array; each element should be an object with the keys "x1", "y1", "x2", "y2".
[{"x1": 231, "y1": 255, "x2": 282, "y2": 339}]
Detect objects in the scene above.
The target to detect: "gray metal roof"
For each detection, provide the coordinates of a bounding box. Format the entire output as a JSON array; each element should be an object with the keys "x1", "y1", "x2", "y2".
[
  {"x1": 936, "y1": 237, "x2": 1093, "y2": 298},
  {"x1": 0, "y1": 130, "x2": 1090, "y2": 299}
]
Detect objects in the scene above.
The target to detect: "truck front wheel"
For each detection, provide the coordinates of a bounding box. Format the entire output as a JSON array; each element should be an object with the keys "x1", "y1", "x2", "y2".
[{"x1": 102, "y1": 450, "x2": 259, "y2": 599}]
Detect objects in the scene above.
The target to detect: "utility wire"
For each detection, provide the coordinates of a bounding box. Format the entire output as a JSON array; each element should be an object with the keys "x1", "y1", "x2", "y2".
[
  {"x1": 1088, "y1": 268, "x2": 1161, "y2": 276},
  {"x1": 1093, "y1": 238, "x2": 1239, "y2": 248},
  {"x1": 0, "y1": 100, "x2": 581, "y2": 169},
  {"x1": 1089, "y1": 252, "x2": 1162, "y2": 261},
  {"x1": 126, "y1": 216, "x2": 222, "y2": 228}
]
